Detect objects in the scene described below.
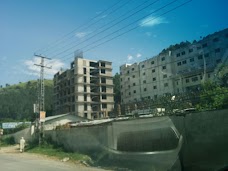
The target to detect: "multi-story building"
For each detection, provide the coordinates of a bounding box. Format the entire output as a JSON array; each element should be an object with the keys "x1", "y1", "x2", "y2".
[
  {"x1": 120, "y1": 28, "x2": 228, "y2": 105},
  {"x1": 53, "y1": 52, "x2": 114, "y2": 119}
]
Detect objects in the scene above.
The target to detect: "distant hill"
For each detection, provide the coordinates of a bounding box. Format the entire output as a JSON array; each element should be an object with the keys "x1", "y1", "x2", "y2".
[{"x1": 0, "y1": 80, "x2": 53, "y2": 121}]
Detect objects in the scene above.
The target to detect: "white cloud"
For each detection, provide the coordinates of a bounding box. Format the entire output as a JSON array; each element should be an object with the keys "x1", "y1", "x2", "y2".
[
  {"x1": 127, "y1": 54, "x2": 133, "y2": 61},
  {"x1": 127, "y1": 53, "x2": 142, "y2": 61},
  {"x1": 75, "y1": 32, "x2": 90, "y2": 38},
  {"x1": 48, "y1": 59, "x2": 65, "y2": 75},
  {"x1": 136, "y1": 53, "x2": 142, "y2": 58},
  {"x1": 24, "y1": 57, "x2": 40, "y2": 76},
  {"x1": 24, "y1": 57, "x2": 65, "y2": 78},
  {"x1": 145, "y1": 32, "x2": 157, "y2": 38},
  {"x1": 140, "y1": 16, "x2": 168, "y2": 27}
]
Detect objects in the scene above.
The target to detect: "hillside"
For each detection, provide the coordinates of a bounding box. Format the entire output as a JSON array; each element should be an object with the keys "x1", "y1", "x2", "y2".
[{"x1": 0, "y1": 80, "x2": 53, "y2": 121}]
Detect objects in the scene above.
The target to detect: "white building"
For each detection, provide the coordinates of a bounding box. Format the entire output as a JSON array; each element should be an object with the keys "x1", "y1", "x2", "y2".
[{"x1": 120, "y1": 28, "x2": 228, "y2": 105}]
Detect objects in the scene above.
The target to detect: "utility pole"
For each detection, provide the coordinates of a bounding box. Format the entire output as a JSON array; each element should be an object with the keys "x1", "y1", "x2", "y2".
[
  {"x1": 34, "y1": 54, "x2": 51, "y2": 145},
  {"x1": 33, "y1": 79, "x2": 40, "y2": 135},
  {"x1": 199, "y1": 36, "x2": 207, "y2": 83}
]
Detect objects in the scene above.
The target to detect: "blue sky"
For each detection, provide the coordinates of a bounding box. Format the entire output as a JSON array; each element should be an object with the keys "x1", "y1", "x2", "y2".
[{"x1": 0, "y1": 0, "x2": 228, "y2": 86}]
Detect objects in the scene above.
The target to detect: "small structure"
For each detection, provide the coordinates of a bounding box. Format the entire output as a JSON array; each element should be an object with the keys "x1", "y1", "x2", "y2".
[{"x1": 44, "y1": 113, "x2": 84, "y2": 130}]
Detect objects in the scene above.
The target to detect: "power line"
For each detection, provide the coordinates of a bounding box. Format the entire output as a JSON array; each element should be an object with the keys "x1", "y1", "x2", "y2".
[
  {"x1": 11, "y1": 0, "x2": 128, "y2": 85},
  {"x1": 83, "y1": 0, "x2": 192, "y2": 53},
  {"x1": 35, "y1": 0, "x2": 125, "y2": 55},
  {"x1": 46, "y1": 0, "x2": 184, "y2": 66},
  {"x1": 10, "y1": 0, "x2": 192, "y2": 86},
  {"x1": 44, "y1": 0, "x2": 149, "y2": 57},
  {"x1": 19, "y1": 57, "x2": 48, "y2": 88},
  {"x1": 45, "y1": 0, "x2": 160, "y2": 58}
]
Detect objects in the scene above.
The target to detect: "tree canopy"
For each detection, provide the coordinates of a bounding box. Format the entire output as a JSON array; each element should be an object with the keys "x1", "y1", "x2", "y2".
[
  {"x1": 197, "y1": 81, "x2": 228, "y2": 110},
  {"x1": 0, "y1": 80, "x2": 53, "y2": 121}
]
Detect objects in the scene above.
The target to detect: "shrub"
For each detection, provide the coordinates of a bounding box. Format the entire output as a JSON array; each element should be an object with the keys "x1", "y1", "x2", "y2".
[{"x1": 2, "y1": 136, "x2": 15, "y2": 145}]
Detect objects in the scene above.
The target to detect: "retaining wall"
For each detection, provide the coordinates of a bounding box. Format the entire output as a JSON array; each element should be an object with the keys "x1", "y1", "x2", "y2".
[
  {"x1": 31, "y1": 109, "x2": 228, "y2": 170},
  {"x1": 171, "y1": 109, "x2": 228, "y2": 171}
]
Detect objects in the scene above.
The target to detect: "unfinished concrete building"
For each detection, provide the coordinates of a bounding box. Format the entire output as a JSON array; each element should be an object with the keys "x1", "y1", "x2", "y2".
[{"x1": 53, "y1": 52, "x2": 114, "y2": 119}]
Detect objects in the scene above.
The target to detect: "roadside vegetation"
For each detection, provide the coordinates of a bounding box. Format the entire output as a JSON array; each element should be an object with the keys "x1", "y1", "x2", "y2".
[
  {"x1": 120, "y1": 80, "x2": 228, "y2": 116},
  {"x1": 27, "y1": 145, "x2": 92, "y2": 163},
  {"x1": 1, "y1": 136, "x2": 15, "y2": 146},
  {"x1": 0, "y1": 80, "x2": 53, "y2": 121},
  {"x1": 196, "y1": 81, "x2": 228, "y2": 110},
  {"x1": 26, "y1": 138, "x2": 92, "y2": 165},
  {"x1": 0, "y1": 135, "x2": 93, "y2": 166}
]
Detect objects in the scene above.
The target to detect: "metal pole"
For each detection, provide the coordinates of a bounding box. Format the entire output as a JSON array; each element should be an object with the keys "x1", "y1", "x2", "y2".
[
  {"x1": 40, "y1": 57, "x2": 45, "y2": 111},
  {"x1": 34, "y1": 54, "x2": 51, "y2": 145}
]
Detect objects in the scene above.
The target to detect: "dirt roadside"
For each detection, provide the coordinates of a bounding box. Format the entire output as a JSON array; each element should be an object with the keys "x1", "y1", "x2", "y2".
[
  {"x1": 0, "y1": 145, "x2": 111, "y2": 171},
  {"x1": 0, "y1": 145, "x2": 19, "y2": 153}
]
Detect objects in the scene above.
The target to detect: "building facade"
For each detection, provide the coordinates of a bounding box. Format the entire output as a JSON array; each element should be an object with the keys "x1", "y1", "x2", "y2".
[
  {"x1": 54, "y1": 52, "x2": 114, "y2": 119},
  {"x1": 120, "y1": 28, "x2": 228, "y2": 105}
]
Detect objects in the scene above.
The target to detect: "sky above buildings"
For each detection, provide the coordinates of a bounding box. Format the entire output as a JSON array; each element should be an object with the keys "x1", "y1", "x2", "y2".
[{"x1": 0, "y1": 0, "x2": 228, "y2": 85}]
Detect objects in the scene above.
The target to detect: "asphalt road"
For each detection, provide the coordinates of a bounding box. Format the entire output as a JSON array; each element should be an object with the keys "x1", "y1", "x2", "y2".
[{"x1": 0, "y1": 146, "x2": 109, "y2": 171}]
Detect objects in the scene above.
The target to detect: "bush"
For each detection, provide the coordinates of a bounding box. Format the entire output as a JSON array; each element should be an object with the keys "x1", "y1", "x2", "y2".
[{"x1": 2, "y1": 136, "x2": 15, "y2": 145}]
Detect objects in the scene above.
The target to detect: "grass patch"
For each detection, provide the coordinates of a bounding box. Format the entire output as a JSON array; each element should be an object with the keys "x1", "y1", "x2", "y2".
[{"x1": 27, "y1": 144, "x2": 92, "y2": 164}]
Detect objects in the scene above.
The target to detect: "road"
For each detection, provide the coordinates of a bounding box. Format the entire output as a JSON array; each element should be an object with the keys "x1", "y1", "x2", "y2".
[{"x1": 0, "y1": 146, "x2": 109, "y2": 171}]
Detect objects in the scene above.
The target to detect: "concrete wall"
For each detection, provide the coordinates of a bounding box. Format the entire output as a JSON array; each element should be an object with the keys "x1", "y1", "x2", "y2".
[
  {"x1": 45, "y1": 109, "x2": 228, "y2": 171},
  {"x1": 170, "y1": 109, "x2": 228, "y2": 171},
  {"x1": 45, "y1": 125, "x2": 109, "y2": 154},
  {"x1": 3, "y1": 109, "x2": 227, "y2": 170}
]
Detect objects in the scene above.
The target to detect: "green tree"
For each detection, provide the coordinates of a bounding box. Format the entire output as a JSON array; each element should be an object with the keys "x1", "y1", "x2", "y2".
[
  {"x1": 0, "y1": 80, "x2": 54, "y2": 121},
  {"x1": 197, "y1": 81, "x2": 228, "y2": 110},
  {"x1": 217, "y1": 64, "x2": 228, "y2": 87}
]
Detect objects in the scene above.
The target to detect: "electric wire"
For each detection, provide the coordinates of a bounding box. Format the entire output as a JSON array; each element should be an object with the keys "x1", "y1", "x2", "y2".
[
  {"x1": 47, "y1": 0, "x2": 191, "y2": 67},
  {"x1": 18, "y1": 0, "x2": 127, "y2": 84},
  {"x1": 44, "y1": 0, "x2": 151, "y2": 57},
  {"x1": 7, "y1": 0, "x2": 192, "y2": 88},
  {"x1": 83, "y1": 0, "x2": 192, "y2": 53},
  {"x1": 10, "y1": 0, "x2": 133, "y2": 85},
  {"x1": 35, "y1": 0, "x2": 126, "y2": 55},
  {"x1": 44, "y1": 0, "x2": 160, "y2": 58},
  {"x1": 46, "y1": 0, "x2": 181, "y2": 65}
]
